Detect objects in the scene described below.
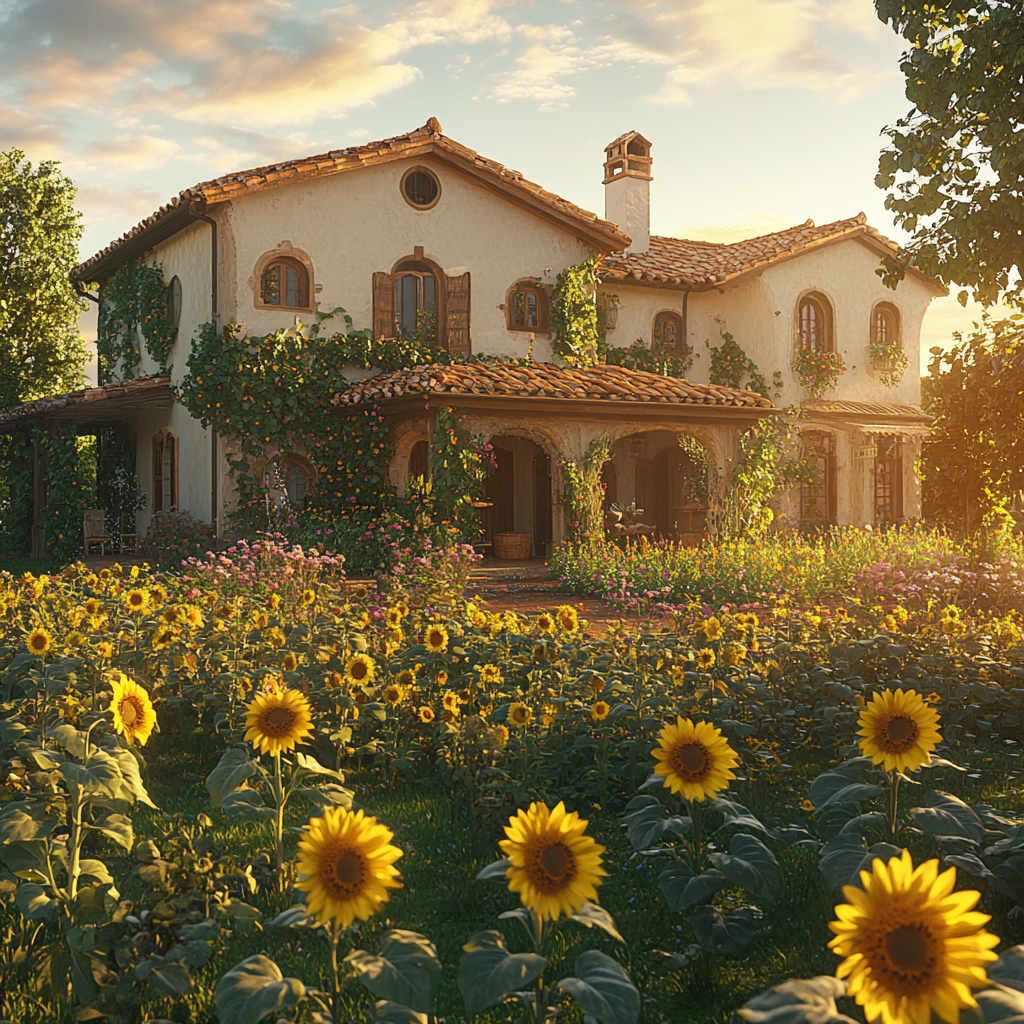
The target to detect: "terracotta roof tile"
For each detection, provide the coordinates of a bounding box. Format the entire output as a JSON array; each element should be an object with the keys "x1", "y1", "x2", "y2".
[
  {"x1": 599, "y1": 214, "x2": 914, "y2": 288},
  {"x1": 332, "y1": 361, "x2": 774, "y2": 410},
  {"x1": 0, "y1": 376, "x2": 172, "y2": 426},
  {"x1": 801, "y1": 398, "x2": 931, "y2": 422},
  {"x1": 73, "y1": 119, "x2": 629, "y2": 281}
]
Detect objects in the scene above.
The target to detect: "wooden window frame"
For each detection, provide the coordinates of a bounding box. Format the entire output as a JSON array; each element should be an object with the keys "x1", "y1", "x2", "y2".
[
  {"x1": 253, "y1": 248, "x2": 316, "y2": 313},
  {"x1": 167, "y1": 275, "x2": 182, "y2": 337},
  {"x1": 505, "y1": 280, "x2": 551, "y2": 335},
  {"x1": 652, "y1": 309, "x2": 685, "y2": 355},
  {"x1": 400, "y1": 166, "x2": 442, "y2": 211},
  {"x1": 796, "y1": 291, "x2": 835, "y2": 354},
  {"x1": 873, "y1": 435, "x2": 903, "y2": 525},
  {"x1": 871, "y1": 302, "x2": 901, "y2": 347},
  {"x1": 799, "y1": 430, "x2": 836, "y2": 525},
  {"x1": 152, "y1": 429, "x2": 178, "y2": 514}
]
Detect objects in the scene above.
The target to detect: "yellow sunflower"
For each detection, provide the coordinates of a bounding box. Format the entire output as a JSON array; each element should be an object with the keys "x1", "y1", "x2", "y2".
[
  {"x1": 697, "y1": 648, "x2": 716, "y2": 670},
  {"x1": 556, "y1": 605, "x2": 579, "y2": 634},
  {"x1": 418, "y1": 706, "x2": 435, "y2": 723},
  {"x1": 95, "y1": 641, "x2": 113, "y2": 659},
  {"x1": 480, "y1": 663, "x2": 503, "y2": 685},
  {"x1": 395, "y1": 668, "x2": 415, "y2": 689},
  {"x1": 325, "y1": 671, "x2": 344, "y2": 688},
  {"x1": 423, "y1": 624, "x2": 449, "y2": 653},
  {"x1": 302, "y1": 589, "x2": 316, "y2": 606},
  {"x1": 295, "y1": 807, "x2": 403, "y2": 929},
  {"x1": 185, "y1": 606, "x2": 205, "y2": 628},
  {"x1": 829, "y1": 849, "x2": 998, "y2": 1024},
  {"x1": 701, "y1": 616, "x2": 723, "y2": 641},
  {"x1": 282, "y1": 652, "x2": 299, "y2": 673},
  {"x1": 509, "y1": 702, "x2": 533, "y2": 728},
  {"x1": 499, "y1": 801, "x2": 608, "y2": 920},
  {"x1": 345, "y1": 653, "x2": 375, "y2": 686},
  {"x1": 254, "y1": 612, "x2": 269, "y2": 629},
  {"x1": 26, "y1": 627, "x2": 52, "y2": 657},
  {"x1": 382, "y1": 684, "x2": 405, "y2": 704},
  {"x1": 125, "y1": 589, "x2": 149, "y2": 616},
  {"x1": 589, "y1": 677, "x2": 605, "y2": 695},
  {"x1": 591, "y1": 701, "x2": 611, "y2": 722},
  {"x1": 858, "y1": 688, "x2": 941, "y2": 773},
  {"x1": 108, "y1": 674, "x2": 157, "y2": 746},
  {"x1": 721, "y1": 642, "x2": 747, "y2": 667},
  {"x1": 442, "y1": 691, "x2": 460, "y2": 712},
  {"x1": 537, "y1": 612, "x2": 556, "y2": 635},
  {"x1": 652, "y1": 717, "x2": 739, "y2": 802},
  {"x1": 352, "y1": 585, "x2": 369, "y2": 601},
  {"x1": 266, "y1": 594, "x2": 282, "y2": 610},
  {"x1": 152, "y1": 628, "x2": 177, "y2": 650},
  {"x1": 84, "y1": 599, "x2": 100, "y2": 616},
  {"x1": 385, "y1": 607, "x2": 403, "y2": 628},
  {"x1": 243, "y1": 688, "x2": 314, "y2": 757}
]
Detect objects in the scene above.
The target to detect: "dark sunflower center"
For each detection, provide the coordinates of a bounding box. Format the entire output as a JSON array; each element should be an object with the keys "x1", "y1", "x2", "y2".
[
  {"x1": 335, "y1": 850, "x2": 365, "y2": 886},
  {"x1": 120, "y1": 699, "x2": 138, "y2": 725},
  {"x1": 266, "y1": 707, "x2": 294, "y2": 730},
  {"x1": 351, "y1": 662, "x2": 368, "y2": 680},
  {"x1": 671, "y1": 742, "x2": 708, "y2": 777},
  {"x1": 31, "y1": 636, "x2": 45, "y2": 651},
  {"x1": 540, "y1": 843, "x2": 572, "y2": 880},
  {"x1": 429, "y1": 631, "x2": 442, "y2": 646},
  {"x1": 884, "y1": 715, "x2": 919, "y2": 750},
  {"x1": 886, "y1": 924, "x2": 931, "y2": 973}
]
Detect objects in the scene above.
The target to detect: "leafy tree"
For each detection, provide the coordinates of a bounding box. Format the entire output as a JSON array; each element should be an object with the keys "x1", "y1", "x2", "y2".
[
  {"x1": 0, "y1": 148, "x2": 86, "y2": 409},
  {"x1": 874, "y1": 0, "x2": 1024, "y2": 308},
  {"x1": 919, "y1": 314, "x2": 1024, "y2": 529}
]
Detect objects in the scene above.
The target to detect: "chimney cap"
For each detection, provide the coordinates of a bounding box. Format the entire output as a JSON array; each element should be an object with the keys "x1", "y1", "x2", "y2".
[{"x1": 603, "y1": 130, "x2": 652, "y2": 185}]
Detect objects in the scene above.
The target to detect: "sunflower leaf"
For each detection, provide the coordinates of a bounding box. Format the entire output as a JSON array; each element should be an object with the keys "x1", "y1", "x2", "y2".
[
  {"x1": 293, "y1": 752, "x2": 345, "y2": 782},
  {"x1": 715, "y1": 799, "x2": 773, "y2": 837},
  {"x1": 48, "y1": 724, "x2": 90, "y2": 759},
  {"x1": 558, "y1": 950, "x2": 640, "y2": 1024},
  {"x1": 346, "y1": 930, "x2": 441, "y2": 1014},
  {"x1": 60, "y1": 752, "x2": 123, "y2": 801},
  {"x1": 475, "y1": 859, "x2": 511, "y2": 881},
  {"x1": 971, "y1": 984, "x2": 1024, "y2": 1024},
  {"x1": 734, "y1": 975, "x2": 857, "y2": 1023},
  {"x1": 372, "y1": 1000, "x2": 428, "y2": 1024},
  {"x1": 206, "y1": 748, "x2": 259, "y2": 808},
  {"x1": 459, "y1": 930, "x2": 546, "y2": 1015},
  {"x1": 219, "y1": 789, "x2": 273, "y2": 823},
  {"x1": 622, "y1": 798, "x2": 691, "y2": 851},
  {"x1": 709, "y1": 834, "x2": 782, "y2": 899},
  {"x1": 268, "y1": 905, "x2": 316, "y2": 929},
  {"x1": 570, "y1": 902, "x2": 625, "y2": 942},
  {"x1": 214, "y1": 954, "x2": 305, "y2": 1024},
  {"x1": 658, "y1": 862, "x2": 724, "y2": 911},
  {"x1": 818, "y1": 836, "x2": 903, "y2": 890},
  {"x1": 89, "y1": 813, "x2": 134, "y2": 851},
  {"x1": 690, "y1": 905, "x2": 761, "y2": 957}
]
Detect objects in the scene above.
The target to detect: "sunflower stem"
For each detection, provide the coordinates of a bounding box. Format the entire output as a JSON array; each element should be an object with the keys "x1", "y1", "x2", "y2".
[
  {"x1": 330, "y1": 919, "x2": 342, "y2": 1024},
  {"x1": 273, "y1": 752, "x2": 285, "y2": 881},
  {"x1": 888, "y1": 769, "x2": 901, "y2": 838},
  {"x1": 688, "y1": 799, "x2": 703, "y2": 874}
]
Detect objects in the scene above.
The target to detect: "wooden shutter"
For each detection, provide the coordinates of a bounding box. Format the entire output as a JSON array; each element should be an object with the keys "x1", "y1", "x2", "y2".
[
  {"x1": 152, "y1": 434, "x2": 164, "y2": 514},
  {"x1": 372, "y1": 272, "x2": 395, "y2": 339},
  {"x1": 446, "y1": 272, "x2": 471, "y2": 354}
]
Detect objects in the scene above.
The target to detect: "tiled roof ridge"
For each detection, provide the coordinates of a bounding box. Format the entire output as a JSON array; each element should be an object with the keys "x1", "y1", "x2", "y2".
[
  {"x1": 74, "y1": 118, "x2": 628, "y2": 280},
  {"x1": 332, "y1": 360, "x2": 774, "y2": 410},
  {"x1": 0, "y1": 375, "x2": 171, "y2": 423}
]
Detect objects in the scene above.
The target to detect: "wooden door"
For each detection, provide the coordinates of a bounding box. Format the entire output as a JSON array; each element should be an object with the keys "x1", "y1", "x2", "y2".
[
  {"x1": 652, "y1": 447, "x2": 707, "y2": 544},
  {"x1": 485, "y1": 447, "x2": 515, "y2": 537}
]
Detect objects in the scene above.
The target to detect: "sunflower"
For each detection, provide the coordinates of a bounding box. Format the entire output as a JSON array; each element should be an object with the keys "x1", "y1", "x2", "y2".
[
  {"x1": 480, "y1": 663, "x2": 503, "y2": 685},
  {"x1": 591, "y1": 701, "x2": 611, "y2": 722},
  {"x1": 108, "y1": 674, "x2": 157, "y2": 746},
  {"x1": 537, "y1": 612, "x2": 556, "y2": 635},
  {"x1": 160, "y1": 606, "x2": 179, "y2": 625},
  {"x1": 345, "y1": 654, "x2": 375, "y2": 686},
  {"x1": 152, "y1": 628, "x2": 177, "y2": 650},
  {"x1": 697, "y1": 648, "x2": 716, "y2": 670},
  {"x1": 254, "y1": 612, "x2": 269, "y2": 629},
  {"x1": 829, "y1": 849, "x2": 998, "y2": 1024},
  {"x1": 858, "y1": 688, "x2": 941, "y2": 773},
  {"x1": 266, "y1": 594, "x2": 282, "y2": 610},
  {"x1": 125, "y1": 589, "x2": 149, "y2": 616},
  {"x1": 423, "y1": 624, "x2": 449, "y2": 653},
  {"x1": 702, "y1": 616, "x2": 723, "y2": 641},
  {"x1": 295, "y1": 807, "x2": 403, "y2": 929},
  {"x1": 556, "y1": 605, "x2": 580, "y2": 634},
  {"x1": 500, "y1": 801, "x2": 607, "y2": 920},
  {"x1": 589, "y1": 677, "x2": 605, "y2": 694},
  {"x1": 418, "y1": 706, "x2": 435, "y2": 723},
  {"x1": 385, "y1": 607, "x2": 403, "y2": 628},
  {"x1": 325, "y1": 671, "x2": 344, "y2": 688},
  {"x1": 395, "y1": 668, "x2": 415, "y2": 689},
  {"x1": 95, "y1": 641, "x2": 113, "y2": 659},
  {"x1": 266, "y1": 627, "x2": 286, "y2": 648},
  {"x1": 302, "y1": 589, "x2": 316, "y2": 606},
  {"x1": 352, "y1": 585, "x2": 369, "y2": 601},
  {"x1": 244, "y1": 688, "x2": 314, "y2": 757},
  {"x1": 442, "y1": 691, "x2": 460, "y2": 712},
  {"x1": 382, "y1": 684, "x2": 405, "y2": 704},
  {"x1": 84, "y1": 599, "x2": 100, "y2": 616},
  {"x1": 150, "y1": 584, "x2": 167, "y2": 605},
  {"x1": 185, "y1": 606, "x2": 205, "y2": 628},
  {"x1": 721, "y1": 642, "x2": 747, "y2": 667},
  {"x1": 26, "y1": 628, "x2": 51, "y2": 657},
  {"x1": 282, "y1": 652, "x2": 299, "y2": 673},
  {"x1": 652, "y1": 717, "x2": 739, "y2": 802},
  {"x1": 509, "y1": 702, "x2": 533, "y2": 728}
]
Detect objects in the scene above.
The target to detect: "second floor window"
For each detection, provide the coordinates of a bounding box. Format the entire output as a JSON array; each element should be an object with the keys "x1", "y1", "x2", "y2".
[
  {"x1": 394, "y1": 261, "x2": 437, "y2": 339},
  {"x1": 261, "y1": 258, "x2": 309, "y2": 309},
  {"x1": 798, "y1": 293, "x2": 833, "y2": 352},
  {"x1": 507, "y1": 282, "x2": 549, "y2": 332},
  {"x1": 872, "y1": 303, "x2": 900, "y2": 346},
  {"x1": 653, "y1": 310, "x2": 683, "y2": 353}
]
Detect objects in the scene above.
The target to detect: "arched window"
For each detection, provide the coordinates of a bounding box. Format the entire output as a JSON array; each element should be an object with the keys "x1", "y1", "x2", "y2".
[
  {"x1": 166, "y1": 276, "x2": 182, "y2": 336},
  {"x1": 394, "y1": 260, "x2": 438, "y2": 341},
  {"x1": 871, "y1": 303, "x2": 900, "y2": 347},
  {"x1": 283, "y1": 455, "x2": 315, "y2": 510},
  {"x1": 506, "y1": 281, "x2": 550, "y2": 333},
  {"x1": 653, "y1": 310, "x2": 683, "y2": 353},
  {"x1": 409, "y1": 439, "x2": 429, "y2": 479},
  {"x1": 260, "y1": 256, "x2": 309, "y2": 309},
  {"x1": 152, "y1": 429, "x2": 178, "y2": 513},
  {"x1": 797, "y1": 293, "x2": 833, "y2": 353}
]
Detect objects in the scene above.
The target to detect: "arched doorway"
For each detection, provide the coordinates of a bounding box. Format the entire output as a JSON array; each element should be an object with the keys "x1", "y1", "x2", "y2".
[
  {"x1": 483, "y1": 435, "x2": 553, "y2": 558},
  {"x1": 651, "y1": 446, "x2": 708, "y2": 545}
]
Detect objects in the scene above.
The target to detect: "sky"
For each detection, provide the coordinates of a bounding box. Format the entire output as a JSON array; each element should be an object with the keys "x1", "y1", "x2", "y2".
[{"x1": 0, "y1": 0, "x2": 988, "y2": 383}]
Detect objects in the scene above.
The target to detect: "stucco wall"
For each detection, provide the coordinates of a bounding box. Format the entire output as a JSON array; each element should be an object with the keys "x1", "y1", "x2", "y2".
[
  {"x1": 602, "y1": 236, "x2": 936, "y2": 408},
  {"x1": 211, "y1": 156, "x2": 595, "y2": 360}
]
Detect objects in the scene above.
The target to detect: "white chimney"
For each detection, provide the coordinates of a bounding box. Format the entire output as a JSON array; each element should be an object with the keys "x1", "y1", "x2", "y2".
[{"x1": 603, "y1": 131, "x2": 652, "y2": 254}]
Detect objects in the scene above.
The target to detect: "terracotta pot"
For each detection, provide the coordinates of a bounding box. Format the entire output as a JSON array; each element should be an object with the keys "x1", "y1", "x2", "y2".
[{"x1": 493, "y1": 532, "x2": 532, "y2": 560}]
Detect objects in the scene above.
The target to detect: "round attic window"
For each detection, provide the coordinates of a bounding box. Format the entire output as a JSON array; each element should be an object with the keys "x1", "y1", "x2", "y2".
[{"x1": 401, "y1": 167, "x2": 440, "y2": 209}]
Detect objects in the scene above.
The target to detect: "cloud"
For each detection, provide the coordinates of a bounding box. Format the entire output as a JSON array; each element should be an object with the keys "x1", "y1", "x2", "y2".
[
  {"x1": 0, "y1": 102, "x2": 65, "y2": 156},
  {"x1": 80, "y1": 134, "x2": 181, "y2": 170}
]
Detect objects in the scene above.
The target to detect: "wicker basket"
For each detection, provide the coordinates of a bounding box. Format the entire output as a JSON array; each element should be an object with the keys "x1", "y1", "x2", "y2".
[{"x1": 493, "y1": 531, "x2": 532, "y2": 560}]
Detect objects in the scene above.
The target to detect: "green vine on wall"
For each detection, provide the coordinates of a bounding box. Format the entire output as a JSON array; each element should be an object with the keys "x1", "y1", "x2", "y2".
[
  {"x1": 705, "y1": 332, "x2": 769, "y2": 397},
  {"x1": 605, "y1": 337, "x2": 695, "y2": 379},
  {"x1": 96, "y1": 257, "x2": 175, "y2": 382},
  {"x1": 0, "y1": 425, "x2": 34, "y2": 556},
  {"x1": 428, "y1": 406, "x2": 495, "y2": 539},
  {"x1": 38, "y1": 425, "x2": 93, "y2": 564},
  {"x1": 559, "y1": 436, "x2": 609, "y2": 545},
  {"x1": 551, "y1": 257, "x2": 600, "y2": 368},
  {"x1": 792, "y1": 346, "x2": 846, "y2": 399}
]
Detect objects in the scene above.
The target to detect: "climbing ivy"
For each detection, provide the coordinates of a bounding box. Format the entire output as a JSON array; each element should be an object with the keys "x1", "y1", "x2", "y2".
[
  {"x1": 428, "y1": 406, "x2": 495, "y2": 539},
  {"x1": 96, "y1": 257, "x2": 175, "y2": 381},
  {"x1": 605, "y1": 337, "x2": 694, "y2": 378},
  {"x1": 38, "y1": 426, "x2": 93, "y2": 564},
  {"x1": 0, "y1": 425, "x2": 34, "y2": 556},
  {"x1": 551, "y1": 257, "x2": 600, "y2": 367},
  {"x1": 705, "y1": 332, "x2": 769, "y2": 397},
  {"x1": 559, "y1": 436, "x2": 609, "y2": 545}
]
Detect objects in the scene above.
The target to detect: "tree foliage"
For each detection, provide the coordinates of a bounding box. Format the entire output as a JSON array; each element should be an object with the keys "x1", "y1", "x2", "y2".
[
  {"x1": 920, "y1": 314, "x2": 1024, "y2": 529},
  {"x1": 0, "y1": 148, "x2": 86, "y2": 409},
  {"x1": 874, "y1": 0, "x2": 1024, "y2": 307}
]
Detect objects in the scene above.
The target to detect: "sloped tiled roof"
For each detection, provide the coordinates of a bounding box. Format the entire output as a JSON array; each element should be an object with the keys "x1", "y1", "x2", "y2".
[
  {"x1": 73, "y1": 119, "x2": 629, "y2": 282},
  {"x1": 599, "y1": 215, "x2": 945, "y2": 294},
  {"x1": 801, "y1": 398, "x2": 931, "y2": 423},
  {"x1": 0, "y1": 376, "x2": 173, "y2": 427},
  {"x1": 332, "y1": 361, "x2": 774, "y2": 409}
]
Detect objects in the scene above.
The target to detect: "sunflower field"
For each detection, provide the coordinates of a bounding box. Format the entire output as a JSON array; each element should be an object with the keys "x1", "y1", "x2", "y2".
[{"x1": 4, "y1": 535, "x2": 1024, "y2": 1023}]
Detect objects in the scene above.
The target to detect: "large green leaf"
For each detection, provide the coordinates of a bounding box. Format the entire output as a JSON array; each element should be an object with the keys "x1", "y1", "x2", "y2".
[
  {"x1": 808, "y1": 761, "x2": 873, "y2": 808},
  {"x1": 346, "y1": 930, "x2": 441, "y2": 1013},
  {"x1": 214, "y1": 955, "x2": 305, "y2": 1024},
  {"x1": 735, "y1": 975, "x2": 857, "y2": 1023},
  {"x1": 372, "y1": 1001, "x2": 428, "y2": 1024},
  {"x1": 206, "y1": 748, "x2": 259, "y2": 807},
  {"x1": 105, "y1": 746, "x2": 156, "y2": 807},
  {"x1": 90, "y1": 813, "x2": 134, "y2": 851},
  {"x1": 557, "y1": 950, "x2": 640, "y2": 1024},
  {"x1": 710, "y1": 834, "x2": 781, "y2": 899},
  {"x1": 716, "y1": 798, "x2": 773, "y2": 837},
  {"x1": 48, "y1": 723, "x2": 90, "y2": 759},
  {"x1": 0, "y1": 839, "x2": 48, "y2": 876},
  {"x1": 965, "y1": 985, "x2": 1024, "y2": 1024},
  {"x1": 0, "y1": 803, "x2": 54, "y2": 842},
  {"x1": 216, "y1": 898, "x2": 263, "y2": 935},
  {"x1": 475, "y1": 858, "x2": 511, "y2": 881},
  {"x1": 818, "y1": 836, "x2": 904, "y2": 890},
  {"x1": 459, "y1": 930, "x2": 546, "y2": 1016},
  {"x1": 294, "y1": 751, "x2": 345, "y2": 782},
  {"x1": 136, "y1": 957, "x2": 195, "y2": 996},
  {"x1": 60, "y1": 752, "x2": 122, "y2": 800},
  {"x1": 15, "y1": 882, "x2": 57, "y2": 922},
  {"x1": 690, "y1": 905, "x2": 760, "y2": 956},
  {"x1": 219, "y1": 789, "x2": 274, "y2": 822},
  {"x1": 658, "y1": 861, "x2": 724, "y2": 911},
  {"x1": 268, "y1": 904, "x2": 316, "y2": 929},
  {"x1": 570, "y1": 902, "x2": 625, "y2": 942},
  {"x1": 622, "y1": 795, "x2": 691, "y2": 851}
]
